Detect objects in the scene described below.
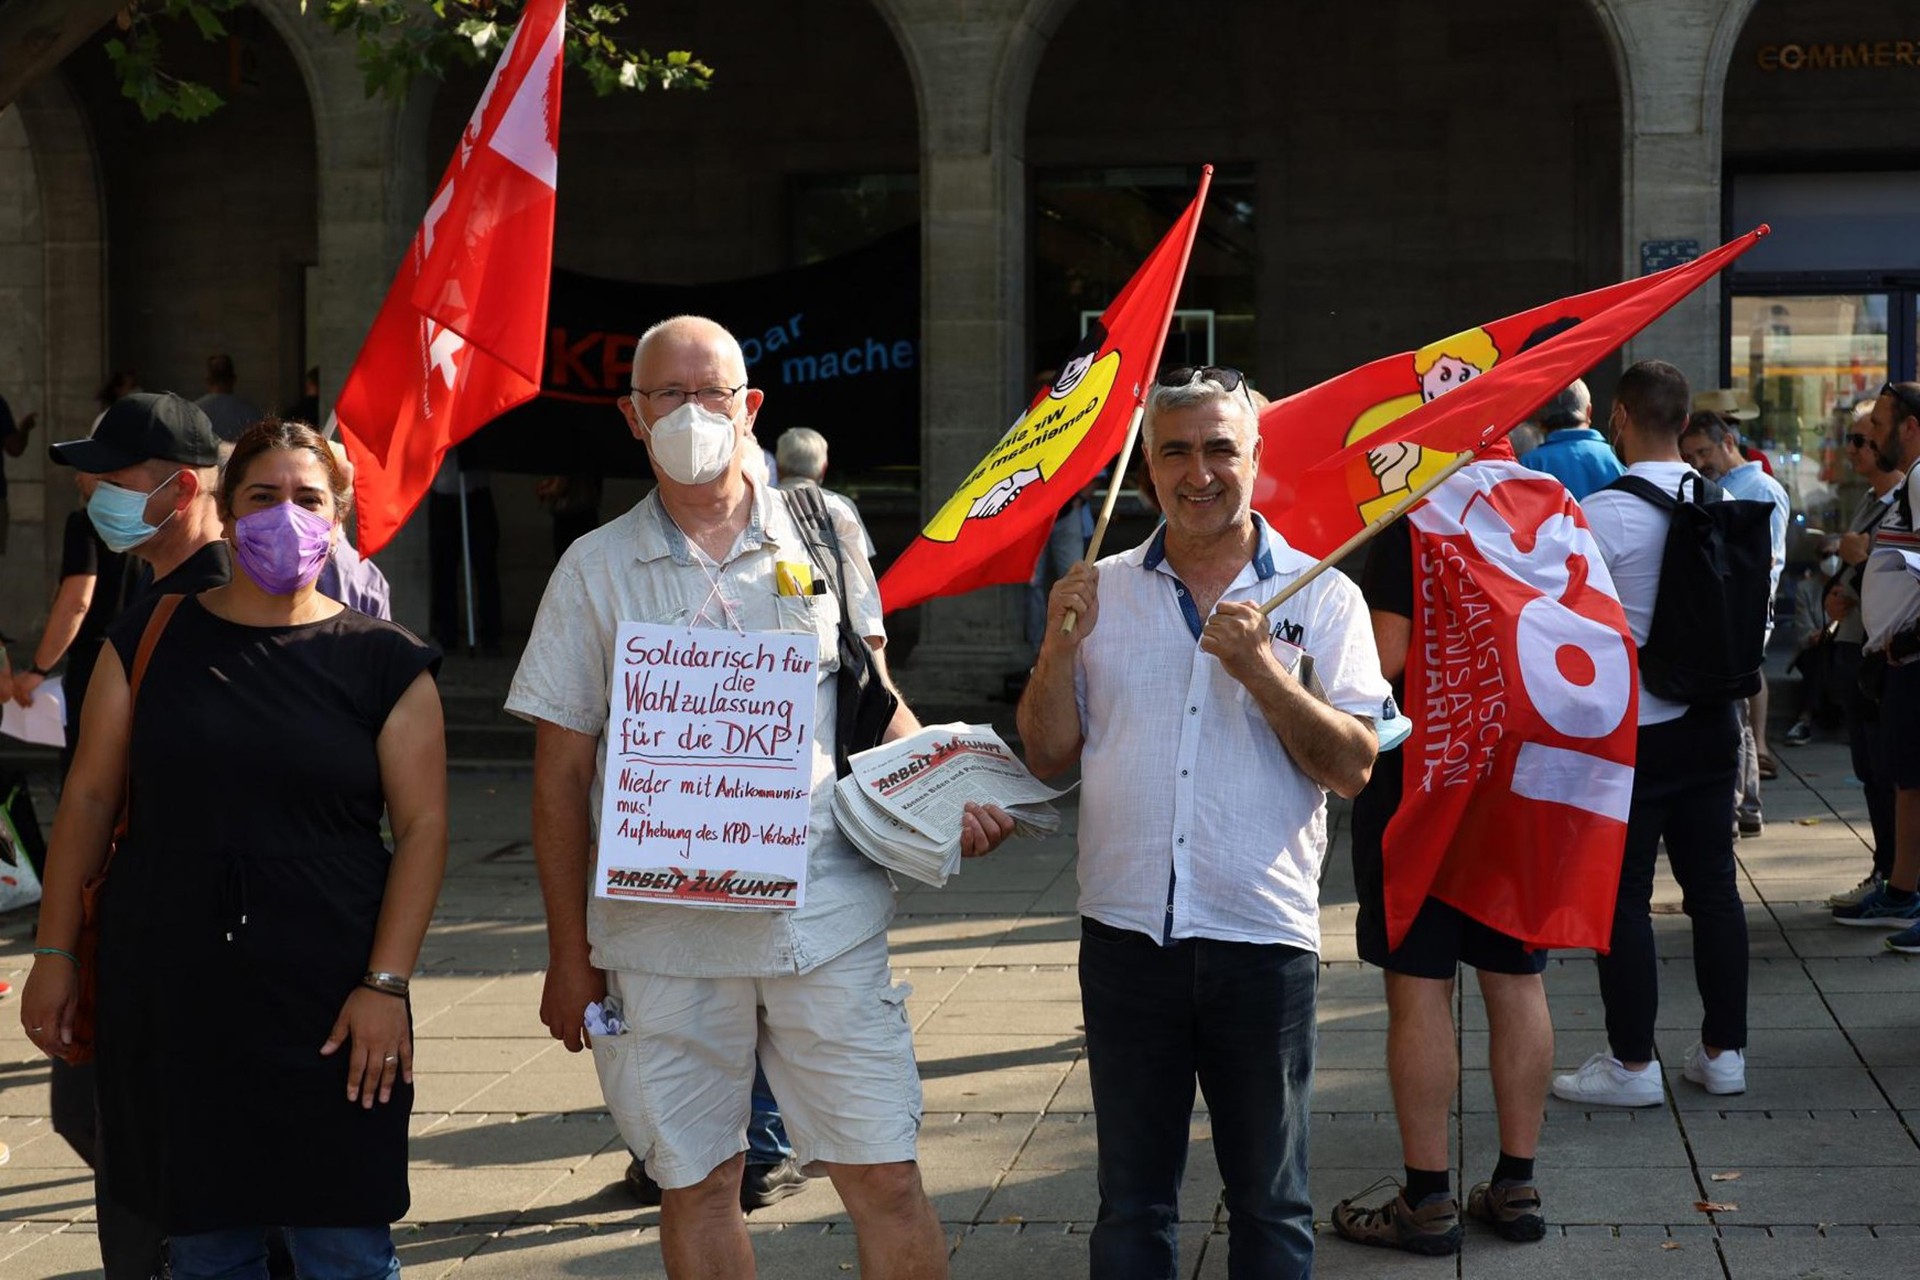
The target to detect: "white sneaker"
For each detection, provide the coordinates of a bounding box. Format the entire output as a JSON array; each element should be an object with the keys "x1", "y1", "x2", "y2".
[
  {"x1": 1550, "y1": 1052, "x2": 1663, "y2": 1107},
  {"x1": 1827, "y1": 874, "x2": 1884, "y2": 908},
  {"x1": 1682, "y1": 1043, "x2": 1746, "y2": 1095}
]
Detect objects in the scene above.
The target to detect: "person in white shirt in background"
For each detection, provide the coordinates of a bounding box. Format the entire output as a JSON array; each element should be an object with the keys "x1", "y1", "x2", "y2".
[
  {"x1": 1019, "y1": 364, "x2": 1385, "y2": 1280},
  {"x1": 1822, "y1": 409, "x2": 1904, "y2": 908},
  {"x1": 772, "y1": 426, "x2": 876, "y2": 559},
  {"x1": 1553, "y1": 360, "x2": 1750, "y2": 1109}
]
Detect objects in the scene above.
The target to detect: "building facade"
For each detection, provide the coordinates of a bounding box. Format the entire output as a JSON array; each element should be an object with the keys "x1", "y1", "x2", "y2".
[{"x1": 2, "y1": 0, "x2": 1914, "y2": 695}]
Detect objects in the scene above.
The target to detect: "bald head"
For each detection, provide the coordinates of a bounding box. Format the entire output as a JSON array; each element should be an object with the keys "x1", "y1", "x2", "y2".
[
  {"x1": 632, "y1": 315, "x2": 749, "y2": 391},
  {"x1": 620, "y1": 314, "x2": 765, "y2": 482}
]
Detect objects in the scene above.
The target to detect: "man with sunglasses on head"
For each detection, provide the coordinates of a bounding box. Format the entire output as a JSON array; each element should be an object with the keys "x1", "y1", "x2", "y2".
[
  {"x1": 1819, "y1": 407, "x2": 1903, "y2": 908},
  {"x1": 1020, "y1": 364, "x2": 1387, "y2": 1280},
  {"x1": 1832, "y1": 381, "x2": 1920, "y2": 953},
  {"x1": 509, "y1": 315, "x2": 1015, "y2": 1280}
]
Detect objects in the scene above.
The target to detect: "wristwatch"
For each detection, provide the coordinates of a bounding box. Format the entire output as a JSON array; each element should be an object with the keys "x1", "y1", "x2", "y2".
[{"x1": 27, "y1": 663, "x2": 51, "y2": 677}]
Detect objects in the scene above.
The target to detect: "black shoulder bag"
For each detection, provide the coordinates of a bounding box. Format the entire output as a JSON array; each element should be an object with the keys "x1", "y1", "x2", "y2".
[{"x1": 780, "y1": 484, "x2": 899, "y2": 776}]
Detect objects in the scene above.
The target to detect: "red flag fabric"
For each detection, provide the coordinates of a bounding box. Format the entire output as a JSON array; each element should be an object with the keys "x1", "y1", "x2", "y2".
[
  {"x1": 1253, "y1": 228, "x2": 1768, "y2": 558},
  {"x1": 1385, "y1": 460, "x2": 1638, "y2": 951},
  {"x1": 877, "y1": 172, "x2": 1212, "y2": 613},
  {"x1": 335, "y1": 0, "x2": 565, "y2": 555}
]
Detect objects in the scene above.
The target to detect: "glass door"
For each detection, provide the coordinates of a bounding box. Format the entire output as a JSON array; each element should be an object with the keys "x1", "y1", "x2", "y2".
[{"x1": 1728, "y1": 293, "x2": 1890, "y2": 543}]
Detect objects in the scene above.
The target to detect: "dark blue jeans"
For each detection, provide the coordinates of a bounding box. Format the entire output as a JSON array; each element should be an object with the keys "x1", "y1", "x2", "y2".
[
  {"x1": 745, "y1": 1063, "x2": 791, "y2": 1164},
  {"x1": 168, "y1": 1225, "x2": 396, "y2": 1280},
  {"x1": 1080, "y1": 917, "x2": 1317, "y2": 1280}
]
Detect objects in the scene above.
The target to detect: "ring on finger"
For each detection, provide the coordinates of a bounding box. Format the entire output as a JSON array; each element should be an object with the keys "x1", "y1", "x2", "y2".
[{"x1": 382, "y1": 1053, "x2": 400, "y2": 1064}]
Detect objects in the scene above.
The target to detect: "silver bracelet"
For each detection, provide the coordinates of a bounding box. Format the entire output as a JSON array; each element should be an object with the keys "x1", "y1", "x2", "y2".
[{"x1": 362, "y1": 970, "x2": 411, "y2": 997}]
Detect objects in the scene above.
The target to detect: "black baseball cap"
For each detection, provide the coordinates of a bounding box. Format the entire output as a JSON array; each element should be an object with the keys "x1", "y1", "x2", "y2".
[{"x1": 50, "y1": 392, "x2": 222, "y2": 473}]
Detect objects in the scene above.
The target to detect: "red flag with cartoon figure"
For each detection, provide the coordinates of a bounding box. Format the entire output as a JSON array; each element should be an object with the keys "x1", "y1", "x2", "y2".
[
  {"x1": 1385, "y1": 459, "x2": 1637, "y2": 952},
  {"x1": 877, "y1": 172, "x2": 1212, "y2": 613},
  {"x1": 1252, "y1": 228, "x2": 1768, "y2": 556},
  {"x1": 335, "y1": 0, "x2": 565, "y2": 555}
]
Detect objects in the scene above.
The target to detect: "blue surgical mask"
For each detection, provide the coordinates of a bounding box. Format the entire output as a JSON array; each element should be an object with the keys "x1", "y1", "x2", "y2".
[{"x1": 86, "y1": 471, "x2": 182, "y2": 553}]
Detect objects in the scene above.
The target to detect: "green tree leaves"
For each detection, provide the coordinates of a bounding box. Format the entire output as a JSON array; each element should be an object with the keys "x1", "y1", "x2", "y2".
[{"x1": 105, "y1": 0, "x2": 710, "y2": 121}]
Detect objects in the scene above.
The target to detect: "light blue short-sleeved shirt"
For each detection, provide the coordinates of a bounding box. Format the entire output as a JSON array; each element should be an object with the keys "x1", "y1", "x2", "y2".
[{"x1": 505, "y1": 481, "x2": 894, "y2": 978}]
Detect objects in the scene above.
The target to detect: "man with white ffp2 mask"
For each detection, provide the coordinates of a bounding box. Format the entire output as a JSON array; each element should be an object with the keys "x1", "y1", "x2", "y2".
[{"x1": 508, "y1": 315, "x2": 1016, "y2": 1279}]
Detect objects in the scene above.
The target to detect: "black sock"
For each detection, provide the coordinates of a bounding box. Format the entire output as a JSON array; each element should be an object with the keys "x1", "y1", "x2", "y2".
[
  {"x1": 1404, "y1": 1166, "x2": 1450, "y2": 1203},
  {"x1": 1492, "y1": 1152, "x2": 1535, "y2": 1185},
  {"x1": 1887, "y1": 885, "x2": 1916, "y2": 904}
]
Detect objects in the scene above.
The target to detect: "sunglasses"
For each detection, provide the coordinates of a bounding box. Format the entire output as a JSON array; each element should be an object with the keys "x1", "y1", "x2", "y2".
[
  {"x1": 1156, "y1": 364, "x2": 1254, "y2": 405},
  {"x1": 1848, "y1": 433, "x2": 1872, "y2": 449},
  {"x1": 1883, "y1": 381, "x2": 1920, "y2": 422}
]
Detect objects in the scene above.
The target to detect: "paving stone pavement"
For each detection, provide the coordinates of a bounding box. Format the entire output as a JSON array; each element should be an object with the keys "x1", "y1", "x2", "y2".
[{"x1": 2, "y1": 732, "x2": 1916, "y2": 1277}]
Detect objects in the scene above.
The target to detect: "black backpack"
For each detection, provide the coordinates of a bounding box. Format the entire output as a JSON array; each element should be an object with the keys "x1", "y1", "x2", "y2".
[
  {"x1": 1603, "y1": 472, "x2": 1774, "y2": 704},
  {"x1": 780, "y1": 483, "x2": 899, "y2": 777}
]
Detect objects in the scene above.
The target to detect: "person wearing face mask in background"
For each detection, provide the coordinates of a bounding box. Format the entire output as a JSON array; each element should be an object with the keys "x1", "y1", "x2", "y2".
[
  {"x1": 37, "y1": 392, "x2": 233, "y2": 1277},
  {"x1": 21, "y1": 418, "x2": 446, "y2": 1280},
  {"x1": 1784, "y1": 535, "x2": 1847, "y2": 747},
  {"x1": 51, "y1": 392, "x2": 233, "y2": 603}
]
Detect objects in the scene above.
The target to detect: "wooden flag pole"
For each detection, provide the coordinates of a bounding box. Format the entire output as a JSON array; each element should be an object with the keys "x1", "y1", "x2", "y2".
[
  {"x1": 1256, "y1": 448, "x2": 1477, "y2": 618},
  {"x1": 1057, "y1": 165, "x2": 1215, "y2": 637},
  {"x1": 1059, "y1": 403, "x2": 1146, "y2": 636}
]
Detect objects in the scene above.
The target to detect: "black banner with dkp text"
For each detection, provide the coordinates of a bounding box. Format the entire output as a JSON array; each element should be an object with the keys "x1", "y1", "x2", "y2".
[{"x1": 459, "y1": 226, "x2": 920, "y2": 477}]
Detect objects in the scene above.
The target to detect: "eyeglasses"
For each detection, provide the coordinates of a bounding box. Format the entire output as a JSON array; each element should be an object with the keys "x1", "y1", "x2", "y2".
[
  {"x1": 1156, "y1": 364, "x2": 1254, "y2": 405},
  {"x1": 1882, "y1": 381, "x2": 1920, "y2": 422},
  {"x1": 1848, "y1": 433, "x2": 1873, "y2": 449},
  {"x1": 630, "y1": 384, "x2": 747, "y2": 413}
]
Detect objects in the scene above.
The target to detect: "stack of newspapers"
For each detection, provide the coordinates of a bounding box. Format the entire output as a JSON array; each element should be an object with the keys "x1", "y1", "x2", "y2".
[{"x1": 833, "y1": 723, "x2": 1071, "y2": 887}]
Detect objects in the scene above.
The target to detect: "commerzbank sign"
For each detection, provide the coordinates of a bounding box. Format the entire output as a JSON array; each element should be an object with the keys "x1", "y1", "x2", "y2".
[{"x1": 1756, "y1": 40, "x2": 1919, "y2": 72}]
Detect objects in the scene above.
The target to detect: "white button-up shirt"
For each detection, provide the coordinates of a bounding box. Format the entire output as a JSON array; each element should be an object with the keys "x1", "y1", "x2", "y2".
[
  {"x1": 1072, "y1": 516, "x2": 1392, "y2": 954},
  {"x1": 505, "y1": 481, "x2": 893, "y2": 978}
]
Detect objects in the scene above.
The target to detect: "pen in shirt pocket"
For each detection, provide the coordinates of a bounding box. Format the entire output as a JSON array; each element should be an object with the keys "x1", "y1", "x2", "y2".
[{"x1": 775, "y1": 561, "x2": 829, "y2": 597}]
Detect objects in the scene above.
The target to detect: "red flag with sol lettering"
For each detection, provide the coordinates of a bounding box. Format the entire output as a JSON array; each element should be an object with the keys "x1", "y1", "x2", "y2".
[
  {"x1": 1385, "y1": 459, "x2": 1637, "y2": 951},
  {"x1": 334, "y1": 0, "x2": 565, "y2": 555},
  {"x1": 877, "y1": 170, "x2": 1212, "y2": 612},
  {"x1": 1252, "y1": 228, "x2": 1767, "y2": 557}
]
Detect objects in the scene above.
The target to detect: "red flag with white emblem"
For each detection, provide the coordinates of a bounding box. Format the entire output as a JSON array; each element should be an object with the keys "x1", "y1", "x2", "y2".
[
  {"x1": 1385, "y1": 459, "x2": 1637, "y2": 951},
  {"x1": 335, "y1": 0, "x2": 564, "y2": 555}
]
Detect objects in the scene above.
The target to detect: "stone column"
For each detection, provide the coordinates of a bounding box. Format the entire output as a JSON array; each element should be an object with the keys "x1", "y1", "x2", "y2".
[
  {"x1": 876, "y1": 0, "x2": 1068, "y2": 701},
  {"x1": 1596, "y1": 0, "x2": 1759, "y2": 387},
  {"x1": 3, "y1": 71, "x2": 105, "y2": 626},
  {"x1": 258, "y1": 0, "x2": 434, "y2": 632}
]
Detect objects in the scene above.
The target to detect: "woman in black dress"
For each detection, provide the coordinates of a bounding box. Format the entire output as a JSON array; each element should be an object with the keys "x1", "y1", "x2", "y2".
[{"x1": 22, "y1": 419, "x2": 447, "y2": 1279}]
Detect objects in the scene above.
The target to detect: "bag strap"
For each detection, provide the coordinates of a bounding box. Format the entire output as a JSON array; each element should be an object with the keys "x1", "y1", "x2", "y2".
[
  {"x1": 1603, "y1": 474, "x2": 1675, "y2": 511},
  {"x1": 113, "y1": 594, "x2": 183, "y2": 842},
  {"x1": 779, "y1": 486, "x2": 855, "y2": 635},
  {"x1": 1603, "y1": 471, "x2": 1724, "y2": 510}
]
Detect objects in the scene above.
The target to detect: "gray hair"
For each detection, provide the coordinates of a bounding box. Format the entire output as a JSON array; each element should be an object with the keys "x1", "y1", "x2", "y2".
[
  {"x1": 1142, "y1": 374, "x2": 1258, "y2": 449},
  {"x1": 1539, "y1": 379, "x2": 1591, "y2": 428},
  {"x1": 775, "y1": 427, "x2": 828, "y2": 481}
]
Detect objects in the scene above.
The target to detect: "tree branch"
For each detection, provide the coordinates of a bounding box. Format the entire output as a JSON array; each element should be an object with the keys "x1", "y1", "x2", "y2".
[{"x1": 0, "y1": 0, "x2": 127, "y2": 113}]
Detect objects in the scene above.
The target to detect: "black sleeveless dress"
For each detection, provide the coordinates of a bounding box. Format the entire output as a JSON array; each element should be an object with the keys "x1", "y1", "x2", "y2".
[{"x1": 95, "y1": 594, "x2": 440, "y2": 1234}]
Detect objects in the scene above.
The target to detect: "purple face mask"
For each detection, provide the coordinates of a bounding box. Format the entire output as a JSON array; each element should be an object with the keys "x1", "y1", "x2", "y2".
[{"x1": 233, "y1": 501, "x2": 335, "y2": 596}]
